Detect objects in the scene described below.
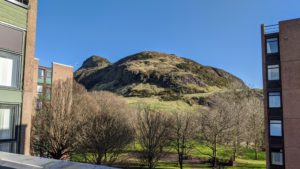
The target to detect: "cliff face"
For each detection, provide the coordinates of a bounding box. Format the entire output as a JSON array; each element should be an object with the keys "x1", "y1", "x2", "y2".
[{"x1": 75, "y1": 51, "x2": 247, "y2": 99}]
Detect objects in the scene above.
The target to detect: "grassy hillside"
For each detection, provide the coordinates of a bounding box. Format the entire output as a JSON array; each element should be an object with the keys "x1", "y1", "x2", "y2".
[{"x1": 75, "y1": 51, "x2": 247, "y2": 101}]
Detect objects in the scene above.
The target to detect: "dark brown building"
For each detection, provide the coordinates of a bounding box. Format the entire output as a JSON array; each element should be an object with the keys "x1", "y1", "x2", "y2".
[{"x1": 262, "y1": 18, "x2": 300, "y2": 169}]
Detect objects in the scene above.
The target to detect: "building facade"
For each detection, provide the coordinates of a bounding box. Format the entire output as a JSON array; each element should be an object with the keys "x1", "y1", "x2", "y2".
[
  {"x1": 0, "y1": 0, "x2": 37, "y2": 155},
  {"x1": 262, "y1": 18, "x2": 300, "y2": 168},
  {"x1": 35, "y1": 62, "x2": 73, "y2": 109}
]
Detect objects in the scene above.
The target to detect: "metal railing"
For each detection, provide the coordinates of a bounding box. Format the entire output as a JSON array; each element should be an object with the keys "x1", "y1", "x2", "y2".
[{"x1": 264, "y1": 24, "x2": 279, "y2": 34}]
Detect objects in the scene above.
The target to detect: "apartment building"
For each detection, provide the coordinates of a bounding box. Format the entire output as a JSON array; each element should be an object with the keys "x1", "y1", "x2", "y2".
[
  {"x1": 262, "y1": 18, "x2": 300, "y2": 168},
  {"x1": 35, "y1": 62, "x2": 73, "y2": 109},
  {"x1": 0, "y1": 0, "x2": 37, "y2": 155}
]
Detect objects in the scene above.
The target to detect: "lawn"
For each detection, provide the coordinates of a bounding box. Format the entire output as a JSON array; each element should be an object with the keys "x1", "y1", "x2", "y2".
[{"x1": 71, "y1": 143, "x2": 266, "y2": 169}]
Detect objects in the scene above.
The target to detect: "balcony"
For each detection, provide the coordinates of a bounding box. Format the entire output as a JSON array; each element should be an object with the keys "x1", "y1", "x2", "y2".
[{"x1": 264, "y1": 24, "x2": 279, "y2": 35}]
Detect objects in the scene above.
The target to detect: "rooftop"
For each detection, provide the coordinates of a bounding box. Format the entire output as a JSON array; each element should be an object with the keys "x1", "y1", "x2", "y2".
[{"x1": 0, "y1": 152, "x2": 117, "y2": 169}]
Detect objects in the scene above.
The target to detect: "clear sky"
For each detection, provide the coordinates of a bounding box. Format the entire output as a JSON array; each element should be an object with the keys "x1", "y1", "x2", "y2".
[{"x1": 35, "y1": 0, "x2": 300, "y2": 88}]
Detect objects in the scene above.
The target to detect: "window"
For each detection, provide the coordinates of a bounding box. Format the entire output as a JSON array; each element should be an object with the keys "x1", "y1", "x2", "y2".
[
  {"x1": 37, "y1": 85, "x2": 43, "y2": 93},
  {"x1": 36, "y1": 101, "x2": 43, "y2": 110},
  {"x1": 16, "y1": 0, "x2": 28, "y2": 5},
  {"x1": 0, "y1": 105, "x2": 19, "y2": 140},
  {"x1": 269, "y1": 92, "x2": 281, "y2": 108},
  {"x1": 6, "y1": 0, "x2": 28, "y2": 7},
  {"x1": 47, "y1": 71, "x2": 52, "y2": 78},
  {"x1": 267, "y1": 38, "x2": 279, "y2": 54},
  {"x1": 38, "y1": 69, "x2": 44, "y2": 78},
  {"x1": 271, "y1": 150, "x2": 283, "y2": 165},
  {"x1": 268, "y1": 65, "x2": 280, "y2": 81},
  {"x1": 0, "y1": 142, "x2": 16, "y2": 153},
  {"x1": 0, "y1": 51, "x2": 20, "y2": 88},
  {"x1": 270, "y1": 120, "x2": 282, "y2": 136},
  {"x1": 46, "y1": 86, "x2": 51, "y2": 97}
]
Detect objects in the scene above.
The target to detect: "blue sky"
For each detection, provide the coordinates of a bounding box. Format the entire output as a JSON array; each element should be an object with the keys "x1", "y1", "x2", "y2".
[{"x1": 35, "y1": 0, "x2": 300, "y2": 88}]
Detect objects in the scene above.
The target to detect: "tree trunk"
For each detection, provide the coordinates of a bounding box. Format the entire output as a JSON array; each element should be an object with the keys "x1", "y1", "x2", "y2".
[
  {"x1": 179, "y1": 153, "x2": 183, "y2": 169},
  {"x1": 96, "y1": 154, "x2": 102, "y2": 165},
  {"x1": 254, "y1": 143, "x2": 258, "y2": 160},
  {"x1": 213, "y1": 136, "x2": 217, "y2": 168}
]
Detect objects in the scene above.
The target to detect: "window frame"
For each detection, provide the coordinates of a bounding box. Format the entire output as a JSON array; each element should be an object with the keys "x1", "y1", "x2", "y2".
[
  {"x1": 47, "y1": 71, "x2": 52, "y2": 79},
  {"x1": 266, "y1": 37, "x2": 279, "y2": 55},
  {"x1": 5, "y1": 0, "x2": 28, "y2": 8},
  {"x1": 0, "y1": 50, "x2": 21, "y2": 90},
  {"x1": 270, "y1": 150, "x2": 284, "y2": 166},
  {"x1": 268, "y1": 91, "x2": 282, "y2": 108},
  {"x1": 267, "y1": 64, "x2": 280, "y2": 81},
  {"x1": 0, "y1": 104, "x2": 20, "y2": 142},
  {"x1": 38, "y1": 69, "x2": 45, "y2": 78},
  {"x1": 37, "y1": 85, "x2": 43, "y2": 94},
  {"x1": 269, "y1": 120, "x2": 282, "y2": 137}
]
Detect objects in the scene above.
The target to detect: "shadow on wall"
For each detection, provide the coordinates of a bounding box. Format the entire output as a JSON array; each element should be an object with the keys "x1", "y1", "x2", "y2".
[{"x1": 18, "y1": 124, "x2": 27, "y2": 154}]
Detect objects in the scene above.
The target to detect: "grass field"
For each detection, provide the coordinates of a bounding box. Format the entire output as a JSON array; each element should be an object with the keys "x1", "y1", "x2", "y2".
[{"x1": 72, "y1": 143, "x2": 266, "y2": 169}]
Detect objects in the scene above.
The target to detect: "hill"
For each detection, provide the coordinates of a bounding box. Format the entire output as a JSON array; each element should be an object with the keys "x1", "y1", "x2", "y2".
[{"x1": 75, "y1": 51, "x2": 247, "y2": 97}]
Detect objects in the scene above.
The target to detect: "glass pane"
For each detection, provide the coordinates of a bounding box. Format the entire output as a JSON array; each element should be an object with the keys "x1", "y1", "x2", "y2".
[
  {"x1": 267, "y1": 38, "x2": 279, "y2": 54},
  {"x1": 38, "y1": 69, "x2": 44, "y2": 77},
  {"x1": 0, "y1": 142, "x2": 16, "y2": 153},
  {"x1": 0, "y1": 108, "x2": 13, "y2": 139},
  {"x1": 268, "y1": 65, "x2": 280, "y2": 81},
  {"x1": 270, "y1": 120, "x2": 282, "y2": 136},
  {"x1": 37, "y1": 85, "x2": 43, "y2": 93},
  {"x1": 47, "y1": 71, "x2": 52, "y2": 78},
  {"x1": 271, "y1": 152, "x2": 283, "y2": 165},
  {"x1": 0, "y1": 51, "x2": 20, "y2": 88},
  {"x1": 269, "y1": 92, "x2": 281, "y2": 108},
  {"x1": 0, "y1": 57, "x2": 13, "y2": 87}
]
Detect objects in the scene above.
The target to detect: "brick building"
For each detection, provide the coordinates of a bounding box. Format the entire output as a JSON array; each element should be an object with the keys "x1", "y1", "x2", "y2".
[
  {"x1": 262, "y1": 18, "x2": 300, "y2": 168},
  {"x1": 35, "y1": 62, "x2": 73, "y2": 109}
]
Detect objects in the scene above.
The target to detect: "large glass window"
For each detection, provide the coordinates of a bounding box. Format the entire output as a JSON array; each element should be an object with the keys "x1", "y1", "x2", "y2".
[
  {"x1": 268, "y1": 65, "x2": 280, "y2": 81},
  {"x1": 0, "y1": 105, "x2": 19, "y2": 140},
  {"x1": 267, "y1": 38, "x2": 279, "y2": 54},
  {"x1": 269, "y1": 92, "x2": 281, "y2": 108},
  {"x1": 270, "y1": 120, "x2": 282, "y2": 136},
  {"x1": 0, "y1": 51, "x2": 20, "y2": 88},
  {"x1": 271, "y1": 150, "x2": 283, "y2": 166}
]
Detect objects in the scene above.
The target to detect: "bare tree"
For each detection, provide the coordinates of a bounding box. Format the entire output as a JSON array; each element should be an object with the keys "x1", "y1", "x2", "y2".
[
  {"x1": 80, "y1": 91, "x2": 135, "y2": 165},
  {"x1": 135, "y1": 106, "x2": 172, "y2": 169},
  {"x1": 170, "y1": 111, "x2": 197, "y2": 169},
  {"x1": 31, "y1": 80, "x2": 90, "y2": 160},
  {"x1": 224, "y1": 90, "x2": 248, "y2": 162},
  {"x1": 245, "y1": 96, "x2": 264, "y2": 160},
  {"x1": 198, "y1": 100, "x2": 234, "y2": 168}
]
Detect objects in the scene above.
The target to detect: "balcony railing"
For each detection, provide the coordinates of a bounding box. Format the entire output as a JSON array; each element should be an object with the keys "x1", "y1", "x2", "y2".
[{"x1": 264, "y1": 24, "x2": 279, "y2": 35}]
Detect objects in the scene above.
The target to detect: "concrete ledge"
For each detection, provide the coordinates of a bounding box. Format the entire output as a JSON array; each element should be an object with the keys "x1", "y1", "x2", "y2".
[{"x1": 0, "y1": 152, "x2": 117, "y2": 169}]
